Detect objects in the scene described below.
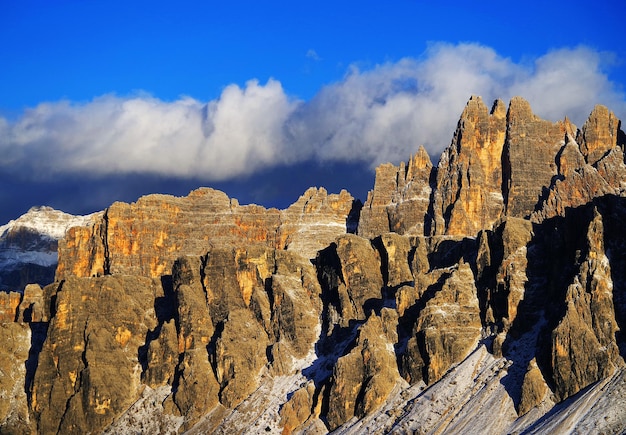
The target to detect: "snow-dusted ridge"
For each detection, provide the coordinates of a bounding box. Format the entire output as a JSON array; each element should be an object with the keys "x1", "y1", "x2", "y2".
[
  {"x1": 0, "y1": 206, "x2": 97, "y2": 240},
  {"x1": 0, "y1": 206, "x2": 99, "y2": 290}
]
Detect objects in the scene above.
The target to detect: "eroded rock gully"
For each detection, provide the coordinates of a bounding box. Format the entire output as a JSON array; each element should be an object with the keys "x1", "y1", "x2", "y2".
[{"x1": 2, "y1": 96, "x2": 626, "y2": 434}]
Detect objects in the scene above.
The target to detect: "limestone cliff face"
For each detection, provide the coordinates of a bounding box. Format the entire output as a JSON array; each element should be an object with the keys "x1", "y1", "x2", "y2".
[
  {"x1": 326, "y1": 314, "x2": 401, "y2": 430},
  {"x1": 578, "y1": 104, "x2": 624, "y2": 165},
  {"x1": 431, "y1": 96, "x2": 507, "y2": 236},
  {"x1": 0, "y1": 322, "x2": 32, "y2": 434},
  {"x1": 31, "y1": 275, "x2": 163, "y2": 434},
  {"x1": 531, "y1": 134, "x2": 626, "y2": 222},
  {"x1": 162, "y1": 245, "x2": 323, "y2": 429},
  {"x1": 360, "y1": 96, "x2": 621, "y2": 237},
  {"x1": 2, "y1": 96, "x2": 626, "y2": 434},
  {"x1": 278, "y1": 187, "x2": 360, "y2": 258},
  {"x1": 57, "y1": 188, "x2": 277, "y2": 279},
  {"x1": 411, "y1": 261, "x2": 481, "y2": 384},
  {"x1": 502, "y1": 97, "x2": 572, "y2": 219},
  {"x1": 539, "y1": 203, "x2": 623, "y2": 399},
  {"x1": 57, "y1": 187, "x2": 355, "y2": 281},
  {"x1": 549, "y1": 206, "x2": 620, "y2": 401},
  {"x1": 477, "y1": 217, "x2": 534, "y2": 332},
  {"x1": 358, "y1": 146, "x2": 433, "y2": 238},
  {"x1": 0, "y1": 291, "x2": 21, "y2": 322}
]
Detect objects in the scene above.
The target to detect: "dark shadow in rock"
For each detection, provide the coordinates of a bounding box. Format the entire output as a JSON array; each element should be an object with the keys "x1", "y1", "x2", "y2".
[
  {"x1": 395, "y1": 271, "x2": 451, "y2": 384},
  {"x1": 595, "y1": 195, "x2": 626, "y2": 358},
  {"x1": 138, "y1": 275, "x2": 177, "y2": 376},
  {"x1": 370, "y1": 236, "x2": 389, "y2": 287},
  {"x1": 346, "y1": 199, "x2": 363, "y2": 234},
  {"x1": 25, "y1": 321, "x2": 48, "y2": 407},
  {"x1": 156, "y1": 275, "x2": 177, "y2": 322},
  {"x1": 301, "y1": 317, "x2": 361, "y2": 388},
  {"x1": 298, "y1": 243, "x2": 376, "y2": 427},
  {"x1": 475, "y1": 227, "x2": 504, "y2": 329},
  {"x1": 427, "y1": 237, "x2": 476, "y2": 270},
  {"x1": 498, "y1": 201, "x2": 604, "y2": 411},
  {"x1": 423, "y1": 166, "x2": 438, "y2": 236}
]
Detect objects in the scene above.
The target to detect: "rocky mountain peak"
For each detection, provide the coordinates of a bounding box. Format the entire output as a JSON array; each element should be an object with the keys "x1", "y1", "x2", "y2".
[
  {"x1": 578, "y1": 104, "x2": 624, "y2": 165},
  {"x1": 1, "y1": 96, "x2": 626, "y2": 434},
  {"x1": 406, "y1": 145, "x2": 432, "y2": 176},
  {"x1": 0, "y1": 206, "x2": 97, "y2": 292},
  {"x1": 0, "y1": 205, "x2": 96, "y2": 241},
  {"x1": 359, "y1": 96, "x2": 626, "y2": 238}
]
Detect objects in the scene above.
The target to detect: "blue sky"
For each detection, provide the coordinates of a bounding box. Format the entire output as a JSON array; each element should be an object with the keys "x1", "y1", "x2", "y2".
[{"x1": 1, "y1": 0, "x2": 625, "y2": 222}]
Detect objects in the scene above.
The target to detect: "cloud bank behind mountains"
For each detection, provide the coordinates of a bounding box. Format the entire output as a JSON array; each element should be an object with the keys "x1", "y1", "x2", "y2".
[{"x1": 1, "y1": 43, "x2": 624, "y2": 182}]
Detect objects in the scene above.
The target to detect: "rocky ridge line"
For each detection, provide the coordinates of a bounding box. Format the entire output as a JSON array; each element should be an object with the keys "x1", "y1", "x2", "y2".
[{"x1": 0, "y1": 96, "x2": 625, "y2": 434}]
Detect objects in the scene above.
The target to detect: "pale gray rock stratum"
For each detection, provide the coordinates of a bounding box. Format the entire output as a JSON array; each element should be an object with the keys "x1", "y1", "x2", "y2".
[{"x1": 1, "y1": 96, "x2": 626, "y2": 434}]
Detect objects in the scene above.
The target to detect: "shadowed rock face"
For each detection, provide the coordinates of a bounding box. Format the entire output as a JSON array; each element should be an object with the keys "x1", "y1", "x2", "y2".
[
  {"x1": 2, "y1": 96, "x2": 626, "y2": 434},
  {"x1": 547, "y1": 206, "x2": 620, "y2": 401}
]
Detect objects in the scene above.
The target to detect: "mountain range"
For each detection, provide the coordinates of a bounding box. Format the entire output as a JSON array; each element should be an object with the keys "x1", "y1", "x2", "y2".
[{"x1": 0, "y1": 96, "x2": 625, "y2": 434}]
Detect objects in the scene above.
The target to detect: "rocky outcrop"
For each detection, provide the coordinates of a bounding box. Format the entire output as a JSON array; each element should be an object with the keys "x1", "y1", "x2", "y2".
[
  {"x1": 278, "y1": 187, "x2": 360, "y2": 258},
  {"x1": 214, "y1": 308, "x2": 269, "y2": 408},
  {"x1": 531, "y1": 136, "x2": 626, "y2": 222},
  {"x1": 402, "y1": 261, "x2": 482, "y2": 384},
  {"x1": 168, "y1": 256, "x2": 219, "y2": 429},
  {"x1": 359, "y1": 146, "x2": 433, "y2": 238},
  {"x1": 550, "y1": 207, "x2": 620, "y2": 401},
  {"x1": 162, "y1": 244, "x2": 324, "y2": 429},
  {"x1": 279, "y1": 381, "x2": 318, "y2": 433},
  {"x1": 578, "y1": 104, "x2": 624, "y2": 165},
  {"x1": 57, "y1": 189, "x2": 279, "y2": 279},
  {"x1": 326, "y1": 314, "x2": 401, "y2": 430},
  {"x1": 477, "y1": 217, "x2": 534, "y2": 332},
  {"x1": 1, "y1": 96, "x2": 626, "y2": 434},
  {"x1": 31, "y1": 275, "x2": 164, "y2": 434},
  {"x1": 502, "y1": 97, "x2": 573, "y2": 219},
  {"x1": 317, "y1": 234, "x2": 384, "y2": 329},
  {"x1": 518, "y1": 358, "x2": 549, "y2": 416},
  {"x1": 57, "y1": 187, "x2": 355, "y2": 280},
  {"x1": 430, "y1": 96, "x2": 507, "y2": 235},
  {"x1": 0, "y1": 291, "x2": 21, "y2": 322},
  {"x1": 362, "y1": 96, "x2": 623, "y2": 238},
  {"x1": 0, "y1": 322, "x2": 32, "y2": 434}
]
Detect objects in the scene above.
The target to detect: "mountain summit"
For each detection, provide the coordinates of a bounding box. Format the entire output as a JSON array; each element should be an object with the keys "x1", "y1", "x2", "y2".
[
  {"x1": 0, "y1": 206, "x2": 95, "y2": 292},
  {"x1": 1, "y1": 97, "x2": 625, "y2": 434}
]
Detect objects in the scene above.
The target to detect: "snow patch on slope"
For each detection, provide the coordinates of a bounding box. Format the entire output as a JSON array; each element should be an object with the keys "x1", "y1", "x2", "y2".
[
  {"x1": 102, "y1": 385, "x2": 183, "y2": 435},
  {"x1": 189, "y1": 324, "x2": 327, "y2": 434},
  {"x1": 0, "y1": 206, "x2": 96, "y2": 240},
  {"x1": 0, "y1": 206, "x2": 97, "y2": 271},
  {"x1": 509, "y1": 367, "x2": 626, "y2": 435},
  {"x1": 337, "y1": 343, "x2": 519, "y2": 434}
]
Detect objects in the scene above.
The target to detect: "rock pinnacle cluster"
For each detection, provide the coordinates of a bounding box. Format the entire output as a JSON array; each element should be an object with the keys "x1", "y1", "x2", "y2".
[{"x1": 1, "y1": 96, "x2": 626, "y2": 434}]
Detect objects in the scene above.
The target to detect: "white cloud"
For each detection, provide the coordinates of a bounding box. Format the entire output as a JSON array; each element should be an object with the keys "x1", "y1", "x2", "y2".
[
  {"x1": 306, "y1": 49, "x2": 321, "y2": 61},
  {"x1": 0, "y1": 79, "x2": 298, "y2": 179},
  {"x1": 509, "y1": 46, "x2": 625, "y2": 124},
  {"x1": 288, "y1": 43, "x2": 625, "y2": 167},
  {"x1": 0, "y1": 43, "x2": 624, "y2": 181}
]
